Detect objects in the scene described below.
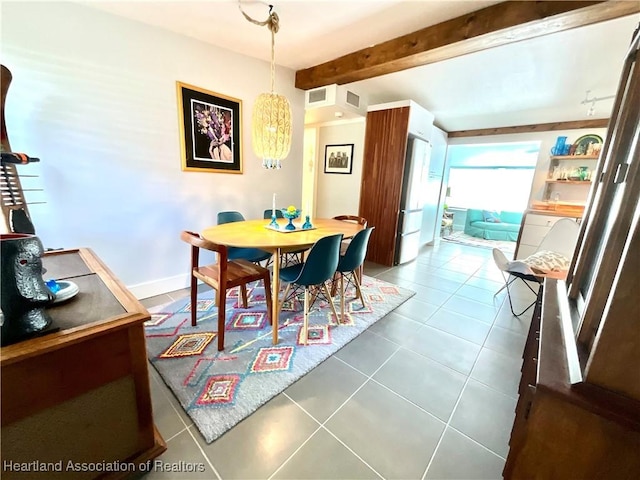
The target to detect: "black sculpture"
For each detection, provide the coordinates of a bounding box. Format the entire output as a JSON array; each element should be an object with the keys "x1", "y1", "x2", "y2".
[{"x1": 1, "y1": 233, "x2": 55, "y2": 346}]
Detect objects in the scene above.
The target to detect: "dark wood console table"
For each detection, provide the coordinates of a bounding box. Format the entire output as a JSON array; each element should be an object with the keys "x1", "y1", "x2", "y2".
[
  {"x1": 1, "y1": 248, "x2": 166, "y2": 479},
  {"x1": 504, "y1": 280, "x2": 640, "y2": 479}
]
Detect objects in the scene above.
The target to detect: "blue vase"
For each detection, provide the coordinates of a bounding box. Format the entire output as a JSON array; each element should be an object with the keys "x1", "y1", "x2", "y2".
[
  {"x1": 281, "y1": 209, "x2": 299, "y2": 230},
  {"x1": 285, "y1": 217, "x2": 296, "y2": 230},
  {"x1": 302, "y1": 215, "x2": 313, "y2": 230},
  {"x1": 551, "y1": 136, "x2": 567, "y2": 156}
]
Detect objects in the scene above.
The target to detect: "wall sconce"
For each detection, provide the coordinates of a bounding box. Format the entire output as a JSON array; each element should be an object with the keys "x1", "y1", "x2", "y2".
[{"x1": 239, "y1": 1, "x2": 292, "y2": 169}]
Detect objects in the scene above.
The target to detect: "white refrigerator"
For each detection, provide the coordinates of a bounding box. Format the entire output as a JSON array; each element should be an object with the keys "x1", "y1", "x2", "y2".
[
  {"x1": 419, "y1": 131, "x2": 447, "y2": 245},
  {"x1": 395, "y1": 136, "x2": 432, "y2": 264}
]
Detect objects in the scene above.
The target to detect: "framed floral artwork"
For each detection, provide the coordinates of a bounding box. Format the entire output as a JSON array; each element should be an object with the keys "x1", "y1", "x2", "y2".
[{"x1": 176, "y1": 82, "x2": 242, "y2": 173}]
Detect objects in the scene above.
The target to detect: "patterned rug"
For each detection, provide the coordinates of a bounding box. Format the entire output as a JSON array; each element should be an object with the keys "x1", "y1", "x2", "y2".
[
  {"x1": 442, "y1": 230, "x2": 516, "y2": 254},
  {"x1": 145, "y1": 275, "x2": 415, "y2": 443}
]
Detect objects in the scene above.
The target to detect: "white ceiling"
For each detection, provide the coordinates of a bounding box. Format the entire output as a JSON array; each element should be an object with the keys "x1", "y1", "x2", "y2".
[{"x1": 85, "y1": 1, "x2": 639, "y2": 131}]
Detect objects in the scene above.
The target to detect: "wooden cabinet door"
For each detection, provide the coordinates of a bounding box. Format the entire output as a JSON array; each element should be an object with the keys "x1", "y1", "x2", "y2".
[{"x1": 359, "y1": 107, "x2": 410, "y2": 266}]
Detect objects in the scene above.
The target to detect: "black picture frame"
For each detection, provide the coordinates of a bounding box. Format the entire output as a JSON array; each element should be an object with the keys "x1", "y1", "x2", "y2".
[
  {"x1": 324, "y1": 144, "x2": 354, "y2": 174},
  {"x1": 176, "y1": 81, "x2": 242, "y2": 173}
]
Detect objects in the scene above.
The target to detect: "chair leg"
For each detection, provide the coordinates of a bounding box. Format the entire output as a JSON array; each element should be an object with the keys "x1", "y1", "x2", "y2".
[
  {"x1": 240, "y1": 285, "x2": 249, "y2": 308},
  {"x1": 506, "y1": 290, "x2": 536, "y2": 317},
  {"x1": 263, "y1": 275, "x2": 273, "y2": 326},
  {"x1": 190, "y1": 275, "x2": 198, "y2": 327},
  {"x1": 495, "y1": 274, "x2": 517, "y2": 296},
  {"x1": 353, "y1": 272, "x2": 367, "y2": 309},
  {"x1": 279, "y1": 283, "x2": 291, "y2": 320},
  {"x1": 340, "y1": 273, "x2": 345, "y2": 323},
  {"x1": 217, "y1": 288, "x2": 226, "y2": 351},
  {"x1": 323, "y1": 282, "x2": 340, "y2": 324},
  {"x1": 504, "y1": 275, "x2": 540, "y2": 317},
  {"x1": 303, "y1": 287, "x2": 309, "y2": 346},
  {"x1": 330, "y1": 271, "x2": 339, "y2": 297},
  {"x1": 310, "y1": 285, "x2": 320, "y2": 306}
]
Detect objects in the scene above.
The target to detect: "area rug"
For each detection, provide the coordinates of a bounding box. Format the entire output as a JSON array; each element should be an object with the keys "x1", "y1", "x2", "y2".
[
  {"x1": 145, "y1": 275, "x2": 414, "y2": 443},
  {"x1": 442, "y1": 230, "x2": 516, "y2": 253}
]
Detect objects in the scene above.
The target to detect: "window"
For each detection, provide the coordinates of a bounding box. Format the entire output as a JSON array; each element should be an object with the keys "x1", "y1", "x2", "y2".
[{"x1": 446, "y1": 142, "x2": 539, "y2": 212}]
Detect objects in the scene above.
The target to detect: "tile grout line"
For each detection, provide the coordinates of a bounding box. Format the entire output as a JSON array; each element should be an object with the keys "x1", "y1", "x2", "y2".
[
  {"x1": 268, "y1": 350, "x2": 403, "y2": 480},
  {"x1": 420, "y1": 290, "x2": 505, "y2": 480},
  {"x1": 185, "y1": 425, "x2": 222, "y2": 480}
]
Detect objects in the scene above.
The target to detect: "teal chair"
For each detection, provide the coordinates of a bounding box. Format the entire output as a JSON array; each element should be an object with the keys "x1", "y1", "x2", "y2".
[
  {"x1": 333, "y1": 215, "x2": 368, "y2": 281},
  {"x1": 263, "y1": 208, "x2": 283, "y2": 219},
  {"x1": 217, "y1": 211, "x2": 272, "y2": 264},
  {"x1": 333, "y1": 227, "x2": 375, "y2": 321},
  {"x1": 279, "y1": 234, "x2": 343, "y2": 345}
]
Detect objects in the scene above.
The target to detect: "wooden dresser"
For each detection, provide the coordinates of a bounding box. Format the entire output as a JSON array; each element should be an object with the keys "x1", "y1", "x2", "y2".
[
  {"x1": 1, "y1": 248, "x2": 166, "y2": 479},
  {"x1": 504, "y1": 280, "x2": 640, "y2": 479}
]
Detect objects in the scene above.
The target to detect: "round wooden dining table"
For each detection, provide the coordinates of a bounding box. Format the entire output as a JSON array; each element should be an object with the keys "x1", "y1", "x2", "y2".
[{"x1": 201, "y1": 218, "x2": 365, "y2": 345}]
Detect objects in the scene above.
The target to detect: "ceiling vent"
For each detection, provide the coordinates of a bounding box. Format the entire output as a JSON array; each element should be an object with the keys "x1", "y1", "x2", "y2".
[{"x1": 304, "y1": 84, "x2": 367, "y2": 122}]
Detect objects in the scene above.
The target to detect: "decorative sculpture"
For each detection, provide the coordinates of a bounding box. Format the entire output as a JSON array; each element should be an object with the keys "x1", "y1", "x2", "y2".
[{"x1": 1, "y1": 234, "x2": 55, "y2": 346}]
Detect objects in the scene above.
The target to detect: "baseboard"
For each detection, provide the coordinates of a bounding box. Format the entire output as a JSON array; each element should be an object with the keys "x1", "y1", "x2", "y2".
[{"x1": 127, "y1": 273, "x2": 190, "y2": 300}]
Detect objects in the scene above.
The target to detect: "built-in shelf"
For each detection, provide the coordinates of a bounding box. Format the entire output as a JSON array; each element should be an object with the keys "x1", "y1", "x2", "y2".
[
  {"x1": 550, "y1": 155, "x2": 599, "y2": 160},
  {"x1": 545, "y1": 180, "x2": 592, "y2": 185},
  {"x1": 544, "y1": 153, "x2": 598, "y2": 204},
  {"x1": 531, "y1": 201, "x2": 585, "y2": 216}
]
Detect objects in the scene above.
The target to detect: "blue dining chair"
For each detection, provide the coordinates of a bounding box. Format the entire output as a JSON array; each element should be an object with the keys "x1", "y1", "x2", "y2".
[
  {"x1": 263, "y1": 208, "x2": 283, "y2": 219},
  {"x1": 333, "y1": 215, "x2": 368, "y2": 281},
  {"x1": 217, "y1": 211, "x2": 272, "y2": 264},
  {"x1": 278, "y1": 233, "x2": 343, "y2": 345},
  {"x1": 333, "y1": 227, "x2": 375, "y2": 321}
]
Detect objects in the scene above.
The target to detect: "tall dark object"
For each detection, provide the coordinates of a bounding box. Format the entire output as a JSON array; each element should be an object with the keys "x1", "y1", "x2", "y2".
[
  {"x1": 359, "y1": 107, "x2": 410, "y2": 266},
  {"x1": 1, "y1": 64, "x2": 12, "y2": 152},
  {"x1": 1, "y1": 65, "x2": 38, "y2": 234},
  {"x1": 359, "y1": 101, "x2": 435, "y2": 266},
  {"x1": 0, "y1": 233, "x2": 54, "y2": 346}
]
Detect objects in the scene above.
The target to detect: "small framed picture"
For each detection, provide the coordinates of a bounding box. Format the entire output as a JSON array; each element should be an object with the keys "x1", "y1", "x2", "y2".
[
  {"x1": 176, "y1": 81, "x2": 242, "y2": 173},
  {"x1": 324, "y1": 144, "x2": 354, "y2": 174}
]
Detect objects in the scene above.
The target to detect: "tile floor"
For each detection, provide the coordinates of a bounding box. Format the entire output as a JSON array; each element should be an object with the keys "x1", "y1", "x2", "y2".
[{"x1": 139, "y1": 240, "x2": 537, "y2": 480}]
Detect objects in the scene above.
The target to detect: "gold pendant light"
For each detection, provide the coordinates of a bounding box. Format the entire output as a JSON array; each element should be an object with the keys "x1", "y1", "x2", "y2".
[{"x1": 240, "y1": 2, "x2": 292, "y2": 169}]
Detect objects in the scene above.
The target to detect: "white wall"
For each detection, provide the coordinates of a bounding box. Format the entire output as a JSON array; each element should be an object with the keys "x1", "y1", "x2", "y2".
[
  {"x1": 448, "y1": 127, "x2": 608, "y2": 207},
  {"x1": 1, "y1": 2, "x2": 305, "y2": 298},
  {"x1": 315, "y1": 119, "x2": 366, "y2": 218}
]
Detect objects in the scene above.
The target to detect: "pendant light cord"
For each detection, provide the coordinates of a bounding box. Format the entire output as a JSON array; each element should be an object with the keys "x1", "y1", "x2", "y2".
[{"x1": 238, "y1": 1, "x2": 279, "y2": 93}]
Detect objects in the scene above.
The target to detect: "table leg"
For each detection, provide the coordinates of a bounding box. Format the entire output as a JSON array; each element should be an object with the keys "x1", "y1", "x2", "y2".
[{"x1": 272, "y1": 248, "x2": 281, "y2": 345}]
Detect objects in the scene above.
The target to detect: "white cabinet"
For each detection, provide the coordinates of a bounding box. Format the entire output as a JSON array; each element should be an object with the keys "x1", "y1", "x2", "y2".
[
  {"x1": 408, "y1": 101, "x2": 434, "y2": 140},
  {"x1": 515, "y1": 211, "x2": 580, "y2": 259},
  {"x1": 368, "y1": 100, "x2": 434, "y2": 141}
]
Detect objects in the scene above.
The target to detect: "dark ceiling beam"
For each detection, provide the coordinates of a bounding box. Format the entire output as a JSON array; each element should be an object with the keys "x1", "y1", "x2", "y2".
[
  {"x1": 295, "y1": 1, "x2": 640, "y2": 91},
  {"x1": 447, "y1": 118, "x2": 610, "y2": 138}
]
